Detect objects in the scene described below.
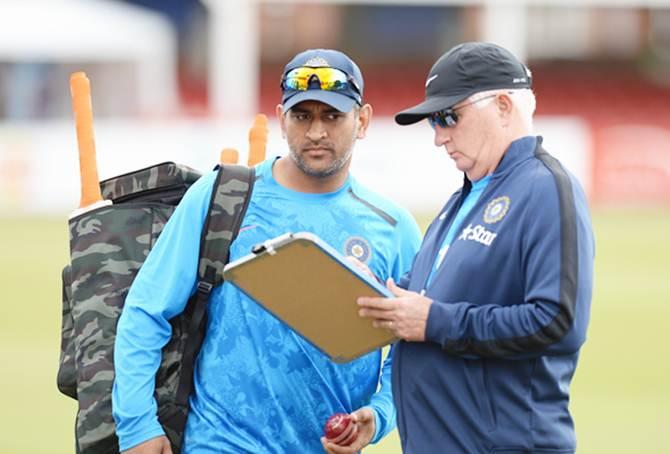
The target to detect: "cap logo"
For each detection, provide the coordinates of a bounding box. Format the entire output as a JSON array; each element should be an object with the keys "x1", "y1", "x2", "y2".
[
  {"x1": 304, "y1": 57, "x2": 330, "y2": 67},
  {"x1": 513, "y1": 65, "x2": 532, "y2": 84},
  {"x1": 425, "y1": 74, "x2": 438, "y2": 88}
]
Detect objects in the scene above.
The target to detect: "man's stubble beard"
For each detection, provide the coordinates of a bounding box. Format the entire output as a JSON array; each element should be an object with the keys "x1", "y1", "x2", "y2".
[
  {"x1": 289, "y1": 123, "x2": 358, "y2": 178},
  {"x1": 289, "y1": 145, "x2": 354, "y2": 178}
]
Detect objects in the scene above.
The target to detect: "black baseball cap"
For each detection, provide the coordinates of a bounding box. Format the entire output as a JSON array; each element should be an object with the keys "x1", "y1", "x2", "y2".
[
  {"x1": 395, "y1": 42, "x2": 532, "y2": 125},
  {"x1": 281, "y1": 49, "x2": 364, "y2": 113}
]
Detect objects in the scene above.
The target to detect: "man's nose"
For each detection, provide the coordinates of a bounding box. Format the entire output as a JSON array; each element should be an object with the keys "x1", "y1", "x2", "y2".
[
  {"x1": 434, "y1": 124, "x2": 451, "y2": 147},
  {"x1": 306, "y1": 120, "x2": 327, "y2": 141}
]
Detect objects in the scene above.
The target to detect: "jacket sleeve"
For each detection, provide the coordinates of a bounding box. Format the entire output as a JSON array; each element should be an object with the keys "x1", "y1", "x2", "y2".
[
  {"x1": 425, "y1": 172, "x2": 594, "y2": 359},
  {"x1": 112, "y1": 172, "x2": 216, "y2": 451},
  {"x1": 367, "y1": 210, "x2": 422, "y2": 442}
]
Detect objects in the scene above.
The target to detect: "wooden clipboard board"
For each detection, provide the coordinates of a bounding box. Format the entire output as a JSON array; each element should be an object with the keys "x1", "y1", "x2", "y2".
[{"x1": 222, "y1": 232, "x2": 396, "y2": 363}]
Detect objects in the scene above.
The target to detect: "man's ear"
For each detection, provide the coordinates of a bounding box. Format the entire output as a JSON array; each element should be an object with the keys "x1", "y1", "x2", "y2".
[
  {"x1": 276, "y1": 104, "x2": 287, "y2": 138},
  {"x1": 497, "y1": 94, "x2": 514, "y2": 120},
  {"x1": 356, "y1": 104, "x2": 373, "y2": 139}
]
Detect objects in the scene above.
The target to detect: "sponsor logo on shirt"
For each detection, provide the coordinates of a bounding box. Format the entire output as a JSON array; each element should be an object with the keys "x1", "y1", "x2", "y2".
[
  {"x1": 344, "y1": 236, "x2": 372, "y2": 263},
  {"x1": 483, "y1": 196, "x2": 510, "y2": 224},
  {"x1": 458, "y1": 223, "x2": 497, "y2": 246}
]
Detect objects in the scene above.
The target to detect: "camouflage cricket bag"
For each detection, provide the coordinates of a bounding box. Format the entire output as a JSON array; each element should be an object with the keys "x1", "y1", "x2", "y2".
[{"x1": 57, "y1": 161, "x2": 255, "y2": 453}]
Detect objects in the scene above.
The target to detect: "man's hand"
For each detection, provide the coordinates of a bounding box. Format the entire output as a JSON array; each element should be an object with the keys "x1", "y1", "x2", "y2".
[
  {"x1": 345, "y1": 256, "x2": 378, "y2": 282},
  {"x1": 122, "y1": 436, "x2": 172, "y2": 454},
  {"x1": 357, "y1": 278, "x2": 432, "y2": 342},
  {"x1": 320, "y1": 407, "x2": 376, "y2": 454}
]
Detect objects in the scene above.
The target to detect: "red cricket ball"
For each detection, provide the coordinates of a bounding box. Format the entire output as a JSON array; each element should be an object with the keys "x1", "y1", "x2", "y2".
[{"x1": 324, "y1": 413, "x2": 358, "y2": 446}]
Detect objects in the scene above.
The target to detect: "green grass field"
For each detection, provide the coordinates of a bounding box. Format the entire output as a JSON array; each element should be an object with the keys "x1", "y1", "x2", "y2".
[{"x1": 1, "y1": 208, "x2": 668, "y2": 453}]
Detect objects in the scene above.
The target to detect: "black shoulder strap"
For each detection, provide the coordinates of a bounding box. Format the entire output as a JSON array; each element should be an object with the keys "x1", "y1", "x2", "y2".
[{"x1": 174, "y1": 164, "x2": 255, "y2": 409}]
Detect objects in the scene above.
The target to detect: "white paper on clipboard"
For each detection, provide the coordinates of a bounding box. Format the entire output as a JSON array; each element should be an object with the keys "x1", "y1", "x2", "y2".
[{"x1": 222, "y1": 232, "x2": 396, "y2": 363}]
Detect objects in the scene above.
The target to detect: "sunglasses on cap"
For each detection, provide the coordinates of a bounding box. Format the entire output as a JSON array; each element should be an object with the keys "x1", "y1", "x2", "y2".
[
  {"x1": 427, "y1": 93, "x2": 502, "y2": 129},
  {"x1": 281, "y1": 66, "x2": 361, "y2": 97}
]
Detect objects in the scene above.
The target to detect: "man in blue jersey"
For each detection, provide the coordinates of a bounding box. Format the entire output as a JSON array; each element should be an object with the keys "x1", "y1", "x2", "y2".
[
  {"x1": 357, "y1": 42, "x2": 595, "y2": 453},
  {"x1": 112, "y1": 48, "x2": 421, "y2": 454}
]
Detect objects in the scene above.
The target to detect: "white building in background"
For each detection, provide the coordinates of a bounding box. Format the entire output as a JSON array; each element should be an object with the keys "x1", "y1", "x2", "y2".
[{"x1": 0, "y1": 0, "x2": 177, "y2": 116}]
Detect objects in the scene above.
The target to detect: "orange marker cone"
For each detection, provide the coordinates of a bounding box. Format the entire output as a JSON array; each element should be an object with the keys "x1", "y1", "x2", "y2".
[
  {"x1": 247, "y1": 114, "x2": 268, "y2": 167},
  {"x1": 220, "y1": 148, "x2": 239, "y2": 165}
]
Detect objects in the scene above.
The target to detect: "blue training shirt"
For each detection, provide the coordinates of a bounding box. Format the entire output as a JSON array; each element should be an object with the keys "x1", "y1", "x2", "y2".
[
  {"x1": 112, "y1": 157, "x2": 422, "y2": 453},
  {"x1": 426, "y1": 175, "x2": 490, "y2": 287}
]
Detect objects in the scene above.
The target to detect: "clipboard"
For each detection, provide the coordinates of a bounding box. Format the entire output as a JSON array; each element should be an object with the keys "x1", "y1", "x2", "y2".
[{"x1": 222, "y1": 232, "x2": 396, "y2": 363}]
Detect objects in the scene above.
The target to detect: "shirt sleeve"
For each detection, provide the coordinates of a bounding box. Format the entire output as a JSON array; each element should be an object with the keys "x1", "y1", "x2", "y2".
[
  {"x1": 112, "y1": 171, "x2": 216, "y2": 451},
  {"x1": 424, "y1": 174, "x2": 594, "y2": 359},
  {"x1": 366, "y1": 345, "x2": 395, "y2": 444},
  {"x1": 368, "y1": 210, "x2": 422, "y2": 442}
]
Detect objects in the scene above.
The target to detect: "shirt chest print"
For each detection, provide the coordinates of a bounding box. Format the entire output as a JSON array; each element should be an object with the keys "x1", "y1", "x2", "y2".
[
  {"x1": 457, "y1": 223, "x2": 497, "y2": 246},
  {"x1": 455, "y1": 195, "x2": 510, "y2": 247}
]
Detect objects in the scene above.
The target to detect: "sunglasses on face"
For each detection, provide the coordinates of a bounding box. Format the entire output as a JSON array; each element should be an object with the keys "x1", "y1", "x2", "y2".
[
  {"x1": 427, "y1": 110, "x2": 458, "y2": 129},
  {"x1": 427, "y1": 93, "x2": 500, "y2": 129},
  {"x1": 281, "y1": 66, "x2": 361, "y2": 97}
]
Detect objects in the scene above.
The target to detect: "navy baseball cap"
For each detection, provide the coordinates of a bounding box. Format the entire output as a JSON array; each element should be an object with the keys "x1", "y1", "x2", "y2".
[
  {"x1": 395, "y1": 42, "x2": 532, "y2": 125},
  {"x1": 281, "y1": 49, "x2": 364, "y2": 113}
]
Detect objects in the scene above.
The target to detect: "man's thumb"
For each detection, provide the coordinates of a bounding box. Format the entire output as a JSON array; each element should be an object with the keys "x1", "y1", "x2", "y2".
[
  {"x1": 351, "y1": 407, "x2": 374, "y2": 424},
  {"x1": 386, "y1": 278, "x2": 410, "y2": 296}
]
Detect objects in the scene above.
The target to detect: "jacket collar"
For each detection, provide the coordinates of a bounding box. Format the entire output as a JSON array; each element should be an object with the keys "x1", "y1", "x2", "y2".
[
  {"x1": 493, "y1": 135, "x2": 540, "y2": 177},
  {"x1": 463, "y1": 135, "x2": 540, "y2": 186}
]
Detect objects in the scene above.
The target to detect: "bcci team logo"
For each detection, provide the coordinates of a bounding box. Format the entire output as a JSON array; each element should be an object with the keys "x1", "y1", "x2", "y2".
[
  {"x1": 344, "y1": 236, "x2": 371, "y2": 263},
  {"x1": 305, "y1": 57, "x2": 330, "y2": 67},
  {"x1": 483, "y1": 196, "x2": 511, "y2": 224}
]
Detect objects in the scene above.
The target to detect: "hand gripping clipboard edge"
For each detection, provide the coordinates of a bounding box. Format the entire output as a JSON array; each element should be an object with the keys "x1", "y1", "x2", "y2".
[{"x1": 222, "y1": 232, "x2": 396, "y2": 363}]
